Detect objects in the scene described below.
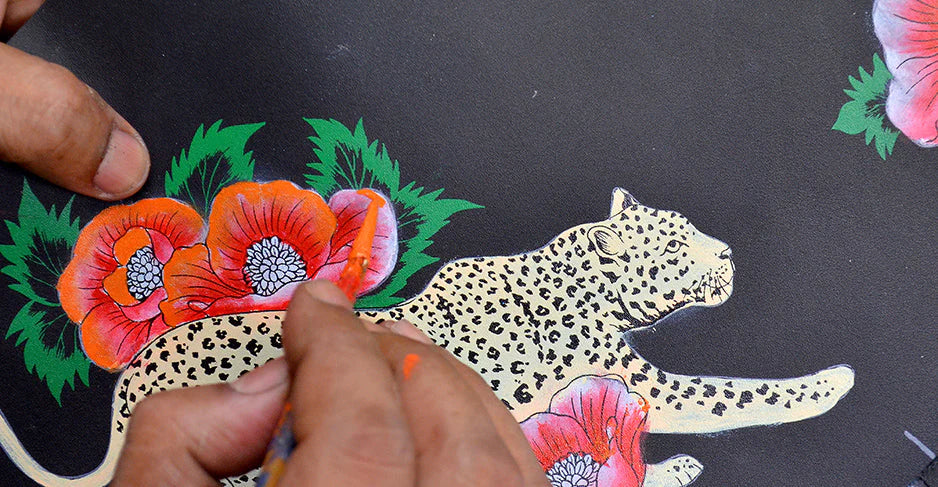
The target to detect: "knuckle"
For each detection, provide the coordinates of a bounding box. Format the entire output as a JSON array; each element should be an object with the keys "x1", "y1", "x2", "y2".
[
  {"x1": 29, "y1": 67, "x2": 106, "y2": 162},
  {"x1": 128, "y1": 390, "x2": 173, "y2": 425},
  {"x1": 124, "y1": 392, "x2": 178, "y2": 443}
]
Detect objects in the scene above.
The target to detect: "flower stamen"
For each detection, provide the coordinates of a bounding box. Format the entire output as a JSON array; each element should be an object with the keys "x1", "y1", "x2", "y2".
[
  {"x1": 243, "y1": 236, "x2": 307, "y2": 296},
  {"x1": 546, "y1": 452, "x2": 602, "y2": 487},
  {"x1": 126, "y1": 246, "x2": 164, "y2": 301}
]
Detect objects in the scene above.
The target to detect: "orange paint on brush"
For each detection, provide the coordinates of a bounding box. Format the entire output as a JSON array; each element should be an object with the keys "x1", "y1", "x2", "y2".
[
  {"x1": 259, "y1": 191, "x2": 385, "y2": 487},
  {"x1": 336, "y1": 189, "x2": 386, "y2": 301},
  {"x1": 402, "y1": 353, "x2": 421, "y2": 380}
]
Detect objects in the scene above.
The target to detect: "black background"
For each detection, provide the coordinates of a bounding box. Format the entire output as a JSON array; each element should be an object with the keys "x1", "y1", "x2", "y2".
[{"x1": 1, "y1": 1, "x2": 936, "y2": 485}]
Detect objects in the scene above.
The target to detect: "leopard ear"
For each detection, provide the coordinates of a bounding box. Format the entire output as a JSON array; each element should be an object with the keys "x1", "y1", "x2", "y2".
[
  {"x1": 610, "y1": 188, "x2": 639, "y2": 217},
  {"x1": 588, "y1": 225, "x2": 626, "y2": 257}
]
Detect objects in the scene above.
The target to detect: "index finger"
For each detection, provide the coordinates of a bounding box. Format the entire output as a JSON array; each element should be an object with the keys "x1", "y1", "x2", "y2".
[{"x1": 278, "y1": 280, "x2": 416, "y2": 486}]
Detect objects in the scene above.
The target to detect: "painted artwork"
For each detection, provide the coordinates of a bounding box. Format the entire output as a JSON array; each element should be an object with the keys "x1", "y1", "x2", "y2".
[
  {"x1": 0, "y1": 120, "x2": 854, "y2": 486},
  {"x1": 4, "y1": 1, "x2": 938, "y2": 486}
]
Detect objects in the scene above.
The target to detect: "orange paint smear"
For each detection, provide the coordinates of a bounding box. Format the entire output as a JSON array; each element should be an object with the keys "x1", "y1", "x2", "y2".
[{"x1": 402, "y1": 353, "x2": 421, "y2": 380}]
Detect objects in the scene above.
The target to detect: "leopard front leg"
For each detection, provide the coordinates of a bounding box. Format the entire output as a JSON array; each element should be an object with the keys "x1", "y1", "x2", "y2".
[{"x1": 619, "y1": 346, "x2": 855, "y2": 434}]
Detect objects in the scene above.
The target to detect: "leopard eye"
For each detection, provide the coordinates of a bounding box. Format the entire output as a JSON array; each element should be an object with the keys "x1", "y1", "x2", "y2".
[{"x1": 662, "y1": 239, "x2": 687, "y2": 255}]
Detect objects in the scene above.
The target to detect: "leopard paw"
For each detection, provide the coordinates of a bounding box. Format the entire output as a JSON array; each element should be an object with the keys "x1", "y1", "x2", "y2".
[{"x1": 643, "y1": 454, "x2": 703, "y2": 487}]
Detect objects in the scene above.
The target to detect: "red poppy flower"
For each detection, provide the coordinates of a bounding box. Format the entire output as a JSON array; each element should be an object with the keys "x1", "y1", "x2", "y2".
[
  {"x1": 160, "y1": 181, "x2": 397, "y2": 325},
  {"x1": 874, "y1": 0, "x2": 938, "y2": 146},
  {"x1": 57, "y1": 199, "x2": 204, "y2": 370},
  {"x1": 521, "y1": 375, "x2": 649, "y2": 487}
]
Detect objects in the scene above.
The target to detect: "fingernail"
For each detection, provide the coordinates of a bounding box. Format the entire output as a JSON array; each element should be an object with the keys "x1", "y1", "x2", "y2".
[
  {"x1": 231, "y1": 358, "x2": 289, "y2": 394},
  {"x1": 388, "y1": 320, "x2": 433, "y2": 345},
  {"x1": 93, "y1": 127, "x2": 150, "y2": 198}
]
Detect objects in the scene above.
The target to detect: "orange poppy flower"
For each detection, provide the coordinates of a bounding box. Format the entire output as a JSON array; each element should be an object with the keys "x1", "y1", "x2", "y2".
[
  {"x1": 57, "y1": 199, "x2": 204, "y2": 370},
  {"x1": 161, "y1": 181, "x2": 397, "y2": 325}
]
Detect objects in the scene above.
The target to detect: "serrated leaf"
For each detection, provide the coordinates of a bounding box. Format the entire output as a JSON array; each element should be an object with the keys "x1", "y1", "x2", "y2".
[
  {"x1": 832, "y1": 53, "x2": 899, "y2": 161},
  {"x1": 0, "y1": 180, "x2": 90, "y2": 403},
  {"x1": 165, "y1": 120, "x2": 265, "y2": 214},
  {"x1": 0, "y1": 180, "x2": 79, "y2": 307},
  {"x1": 304, "y1": 119, "x2": 482, "y2": 308},
  {"x1": 8, "y1": 304, "x2": 90, "y2": 405}
]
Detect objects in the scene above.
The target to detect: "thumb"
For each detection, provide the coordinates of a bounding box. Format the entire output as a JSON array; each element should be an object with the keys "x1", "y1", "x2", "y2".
[
  {"x1": 112, "y1": 358, "x2": 289, "y2": 486},
  {"x1": 0, "y1": 43, "x2": 150, "y2": 200}
]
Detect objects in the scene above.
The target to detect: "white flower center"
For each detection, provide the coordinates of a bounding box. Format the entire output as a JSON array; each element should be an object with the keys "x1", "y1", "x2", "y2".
[
  {"x1": 126, "y1": 246, "x2": 164, "y2": 301},
  {"x1": 243, "y1": 236, "x2": 307, "y2": 296},
  {"x1": 545, "y1": 453, "x2": 602, "y2": 487}
]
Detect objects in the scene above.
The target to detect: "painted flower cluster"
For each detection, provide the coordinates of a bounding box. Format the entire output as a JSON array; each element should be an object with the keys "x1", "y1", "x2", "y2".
[
  {"x1": 1, "y1": 119, "x2": 480, "y2": 400},
  {"x1": 57, "y1": 181, "x2": 397, "y2": 370}
]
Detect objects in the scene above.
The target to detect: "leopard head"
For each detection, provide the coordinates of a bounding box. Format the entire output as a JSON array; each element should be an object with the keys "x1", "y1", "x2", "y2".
[{"x1": 585, "y1": 188, "x2": 734, "y2": 327}]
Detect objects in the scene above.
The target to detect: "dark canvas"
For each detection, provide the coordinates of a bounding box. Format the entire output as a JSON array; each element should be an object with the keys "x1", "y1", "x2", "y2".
[{"x1": 1, "y1": 0, "x2": 936, "y2": 485}]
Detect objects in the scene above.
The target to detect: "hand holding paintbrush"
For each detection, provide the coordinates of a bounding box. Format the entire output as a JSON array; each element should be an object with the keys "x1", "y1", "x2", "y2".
[
  {"x1": 257, "y1": 188, "x2": 387, "y2": 486},
  {"x1": 257, "y1": 189, "x2": 545, "y2": 485}
]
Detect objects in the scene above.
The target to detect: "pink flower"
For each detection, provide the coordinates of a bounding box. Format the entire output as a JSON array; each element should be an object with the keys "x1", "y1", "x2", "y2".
[
  {"x1": 521, "y1": 375, "x2": 649, "y2": 487},
  {"x1": 874, "y1": 0, "x2": 938, "y2": 146}
]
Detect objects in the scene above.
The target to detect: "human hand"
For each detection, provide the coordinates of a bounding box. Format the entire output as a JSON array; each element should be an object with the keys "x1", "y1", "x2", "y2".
[
  {"x1": 112, "y1": 280, "x2": 549, "y2": 486},
  {"x1": 0, "y1": 0, "x2": 149, "y2": 200}
]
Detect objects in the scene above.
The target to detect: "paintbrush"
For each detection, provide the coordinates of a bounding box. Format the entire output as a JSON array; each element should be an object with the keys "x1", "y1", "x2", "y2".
[
  {"x1": 906, "y1": 430, "x2": 938, "y2": 487},
  {"x1": 255, "y1": 189, "x2": 386, "y2": 487}
]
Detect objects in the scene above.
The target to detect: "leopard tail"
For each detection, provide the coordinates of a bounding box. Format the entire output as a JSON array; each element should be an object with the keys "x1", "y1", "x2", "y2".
[{"x1": 0, "y1": 406, "x2": 123, "y2": 486}]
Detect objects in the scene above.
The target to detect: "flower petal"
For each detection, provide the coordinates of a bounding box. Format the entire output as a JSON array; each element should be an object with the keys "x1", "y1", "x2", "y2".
[
  {"x1": 615, "y1": 396, "x2": 649, "y2": 474},
  {"x1": 317, "y1": 189, "x2": 398, "y2": 294},
  {"x1": 113, "y1": 227, "x2": 152, "y2": 265},
  {"x1": 161, "y1": 244, "x2": 249, "y2": 326},
  {"x1": 207, "y1": 181, "x2": 337, "y2": 290},
  {"x1": 148, "y1": 228, "x2": 177, "y2": 263},
  {"x1": 597, "y1": 447, "x2": 645, "y2": 487},
  {"x1": 102, "y1": 268, "x2": 139, "y2": 307},
  {"x1": 874, "y1": 0, "x2": 938, "y2": 146},
  {"x1": 520, "y1": 412, "x2": 595, "y2": 473},
  {"x1": 122, "y1": 287, "x2": 167, "y2": 322},
  {"x1": 80, "y1": 303, "x2": 171, "y2": 370},
  {"x1": 57, "y1": 198, "x2": 204, "y2": 323},
  {"x1": 202, "y1": 281, "x2": 300, "y2": 317},
  {"x1": 548, "y1": 375, "x2": 648, "y2": 463}
]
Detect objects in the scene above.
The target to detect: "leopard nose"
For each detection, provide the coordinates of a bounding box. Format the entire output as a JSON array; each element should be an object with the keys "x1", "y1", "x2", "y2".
[{"x1": 719, "y1": 247, "x2": 732, "y2": 260}]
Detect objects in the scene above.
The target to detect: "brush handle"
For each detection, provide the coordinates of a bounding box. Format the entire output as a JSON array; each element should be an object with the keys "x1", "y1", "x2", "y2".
[
  {"x1": 255, "y1": 405, "x2": 295, "y2": 486},
  {"x1": 256, "y1": 189, "x2": 384, "y2": 486}
]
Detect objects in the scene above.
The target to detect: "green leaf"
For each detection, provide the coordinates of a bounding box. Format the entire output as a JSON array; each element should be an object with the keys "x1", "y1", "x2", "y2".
[
  {"x1": 304, "y1": 119, "x2": 483, "y2": 308},
  {"x1": 832, "y1": 101, "x2": 867, "y2": 135},
  {"x1": 165, "y1": 120, "x2": 265, "y2": 214},
  {"x1": 0, "y1": 180, "x2": 90, "y2": 403},
  {"x1": 0, "y1": 181, "x2": 79, "y2": 308},
  {"x1": 832, "y1": 53, "x2": 899, "y2": 160},
  {"x1": 7, "y1": 304, "x2": 90, "y2": 405}
]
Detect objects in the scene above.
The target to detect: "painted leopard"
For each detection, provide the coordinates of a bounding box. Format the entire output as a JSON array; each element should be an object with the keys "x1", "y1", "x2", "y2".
[{"x1": 0, "y1": 188, "x2": 854, "y2": 486}]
